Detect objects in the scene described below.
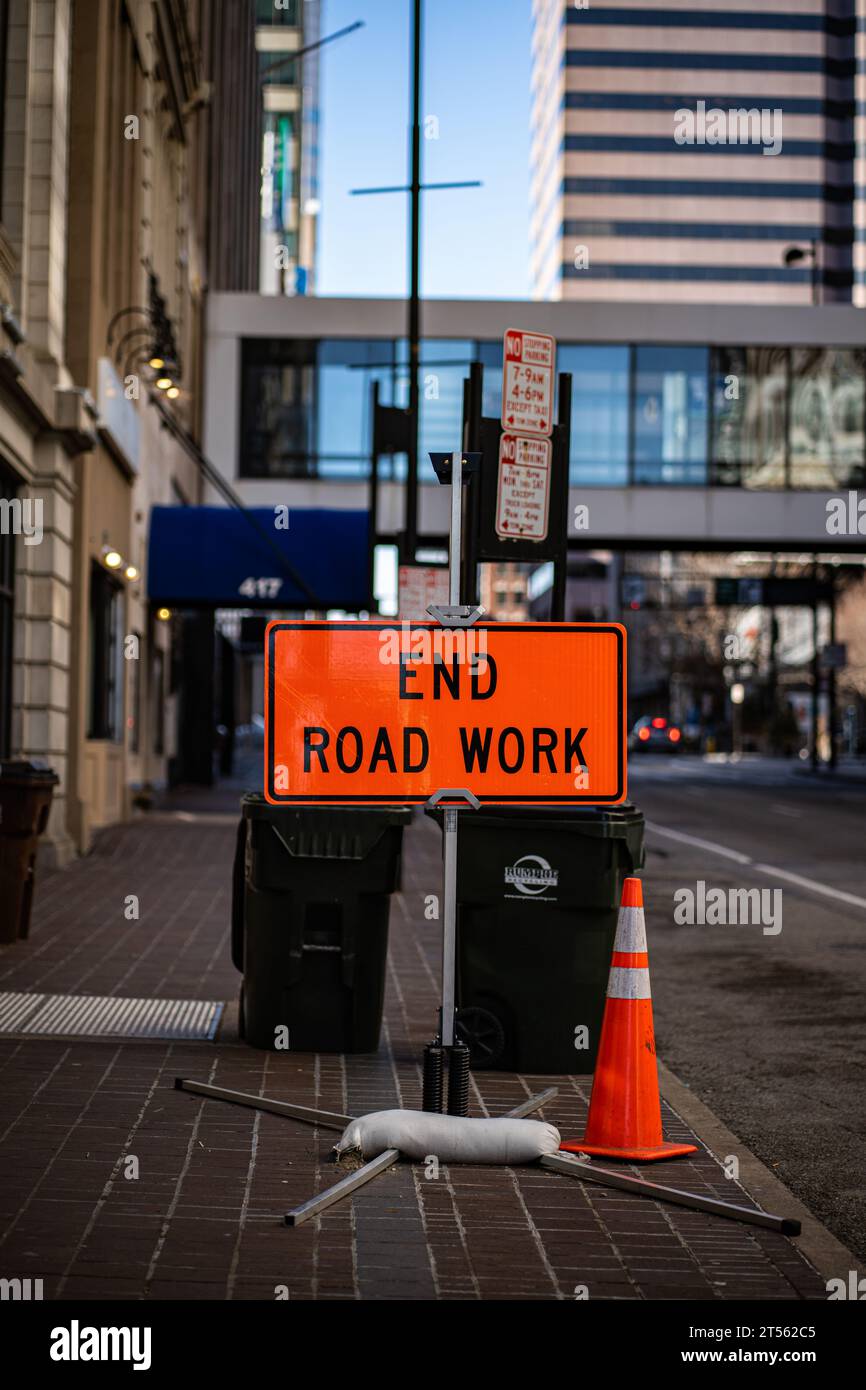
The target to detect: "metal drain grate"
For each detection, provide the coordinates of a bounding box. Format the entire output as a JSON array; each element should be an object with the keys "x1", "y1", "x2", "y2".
[{"x1": 0, "y1": 992, "x2": 223, "y2": 1040}]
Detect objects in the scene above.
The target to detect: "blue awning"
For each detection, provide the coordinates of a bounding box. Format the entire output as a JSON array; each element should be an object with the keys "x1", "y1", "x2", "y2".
[{"x1": 147, "y1": 506, "x2": 370, "y2": 610}]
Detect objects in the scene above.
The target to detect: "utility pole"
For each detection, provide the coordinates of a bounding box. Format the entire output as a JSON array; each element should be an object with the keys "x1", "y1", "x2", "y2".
[
  {"x1": 406, "y1": 0, "x2": 422, "y2": 563},
  {"x1": 350, "y1": 1, "x2": 480, "y2": 565}
]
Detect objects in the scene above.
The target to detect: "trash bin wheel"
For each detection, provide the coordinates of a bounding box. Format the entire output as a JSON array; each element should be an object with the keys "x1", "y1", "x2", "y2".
[{"x1": 455, "y1": 1006, "x2": 506, "y2": 1069}]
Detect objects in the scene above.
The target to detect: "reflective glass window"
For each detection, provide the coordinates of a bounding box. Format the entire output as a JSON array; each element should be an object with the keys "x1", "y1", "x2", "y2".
[
  {"x1": 789, "y1": 347, "x2": 866, "y2": 489},
  {"x1": 256, "y1": 0, "x2": 299, "y2": 23},
  {"x1": 258, "y1": 51, "x2": 298, "y2": 86},
  {"x1": 560, "y1": 344, "x2": 630, "y2": 485},
  {"x1": 711, "y1": 346, "x2": 787, "y2": 488},
  {"x1": 240, "y1": 338, "x2": 398, "y2": 479},
  {"x1": 633, "y1": 346, "x2": 708, "y2": 484},
  {"x1": 396, "y1": 340, "x2": 474, "y2": 482},
  {"x1": 317, "y1": 340, "x2": 399, "y2": 479}
]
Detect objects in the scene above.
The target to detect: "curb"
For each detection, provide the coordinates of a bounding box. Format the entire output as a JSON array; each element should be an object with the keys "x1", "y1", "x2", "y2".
[{"x1": 659, "y1": 1060, "x2": 860, "y2": 1287}]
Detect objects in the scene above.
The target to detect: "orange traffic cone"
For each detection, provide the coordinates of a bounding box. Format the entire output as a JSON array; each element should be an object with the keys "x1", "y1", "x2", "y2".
[{"x1": 560, "y1": 877, "x2": 697, "y2": 1162}]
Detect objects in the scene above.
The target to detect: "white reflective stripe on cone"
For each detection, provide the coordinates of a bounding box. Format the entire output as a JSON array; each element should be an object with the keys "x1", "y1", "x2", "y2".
[
  {"x1": 607, "y1": 966, "x2": 652, "y2": 1000},
  {"x1": 612, "y1": 905, "x2": 648, "y2": 955}
]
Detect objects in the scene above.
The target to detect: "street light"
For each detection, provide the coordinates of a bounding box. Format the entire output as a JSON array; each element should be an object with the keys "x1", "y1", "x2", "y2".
[
  {"x1": 349, "y1": 0, "x2": 482, "y2": 564},
  {"x1": 783, "y1": 241, "x2": 819, "y2": 304}
]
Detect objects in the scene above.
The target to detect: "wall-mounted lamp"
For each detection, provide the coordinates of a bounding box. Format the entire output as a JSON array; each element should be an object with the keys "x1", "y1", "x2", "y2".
[
  {"x1": 103, "y1": 546, "x2": 123, "y2": 570},
  {"x1": 782, "y1": 240, "x2": 819, "y2": 304},
  {"x1": 156, "y1": 607, "x2": 172, "y2": 622}
]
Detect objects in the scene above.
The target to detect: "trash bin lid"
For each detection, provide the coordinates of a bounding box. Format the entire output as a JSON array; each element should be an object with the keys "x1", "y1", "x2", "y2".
[
  {"x1": 239, "y1": 794, "x2": 412, "y2": 859},
  {"x1": 427, "y1": 802, "x2": 643, "y2": 839},
  {"x1": 0, "y1": 760, "x2": 59, "y2": 786}
]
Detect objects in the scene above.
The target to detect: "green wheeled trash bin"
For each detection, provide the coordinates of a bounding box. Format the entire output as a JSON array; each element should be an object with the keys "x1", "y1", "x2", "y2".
[
  {"x1": 427, "y1": 804, "x2": 644, "y2": 1073},
  {"x1": 232, "y1": 796, "x2": 412, "y2": 1052},
  {"x1": 0, "y1": 761, "x2": 59, "y2": 944}
]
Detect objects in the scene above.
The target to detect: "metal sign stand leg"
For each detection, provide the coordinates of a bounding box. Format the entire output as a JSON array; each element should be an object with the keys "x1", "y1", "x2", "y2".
[
  {"x1": 176, "y1": 1079, "x2": 799, "y2": 1237},
  {"x1": 423, "y1": 449, "x2": 483, "y2": 1116},
  {"x1": 541, "y1": 1152, "x2": 801, "y2": 1236}
]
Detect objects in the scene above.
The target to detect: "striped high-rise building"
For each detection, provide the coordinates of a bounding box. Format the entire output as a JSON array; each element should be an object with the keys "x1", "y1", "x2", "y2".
[
  {"x1": 856, "y1": 0, "x2": 866, "y2": 298},
  {"x1": 530, "y1": 0, "x2": 865, "y2": 304}
]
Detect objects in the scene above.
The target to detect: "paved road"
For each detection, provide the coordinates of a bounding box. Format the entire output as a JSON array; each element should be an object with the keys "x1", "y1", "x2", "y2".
[{"x1": 631, "y1": 755, "x2": 866, "y2": 1263}]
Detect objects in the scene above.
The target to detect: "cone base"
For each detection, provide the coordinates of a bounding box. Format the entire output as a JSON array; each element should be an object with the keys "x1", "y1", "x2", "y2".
[{"x1": 560, "y1": 1139, "x2": 698, "y2": 1162}]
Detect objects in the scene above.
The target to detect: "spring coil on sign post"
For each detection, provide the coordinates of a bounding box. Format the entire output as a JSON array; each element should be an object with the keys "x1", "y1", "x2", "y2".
[
  {"x1": 446, "y1": 1042, "x2": 470, "y2": 1117},
  {"x1": 422, "y1": 1042, "x2": 445, "y2": 1113}
]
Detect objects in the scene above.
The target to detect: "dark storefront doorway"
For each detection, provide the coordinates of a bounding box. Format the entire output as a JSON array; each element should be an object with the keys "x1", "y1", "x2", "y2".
[{"x1": 0, "y1": 465, "x2": 17, "y2": 760}]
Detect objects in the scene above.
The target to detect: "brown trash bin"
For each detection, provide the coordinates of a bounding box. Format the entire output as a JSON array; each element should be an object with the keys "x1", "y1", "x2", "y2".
[{"x1": 0, "y1": 762, "x2": 59, "y2": 943}]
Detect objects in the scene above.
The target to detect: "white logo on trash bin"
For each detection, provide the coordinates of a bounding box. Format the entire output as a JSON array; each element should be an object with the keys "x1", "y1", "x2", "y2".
[{"x1": 504, "y1": 855, "x2": 558, "y2": 899}]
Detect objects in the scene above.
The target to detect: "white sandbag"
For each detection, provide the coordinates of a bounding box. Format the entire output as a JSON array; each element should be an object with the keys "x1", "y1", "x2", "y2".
[{"x1": 335, "y1": 1109, "x2": 560, "y2": 1165}]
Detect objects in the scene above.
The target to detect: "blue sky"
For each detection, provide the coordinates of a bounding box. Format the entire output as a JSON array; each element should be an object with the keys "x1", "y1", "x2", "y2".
[{"x1": 318, "y1": 0, "x2": 532, "y2": 299}]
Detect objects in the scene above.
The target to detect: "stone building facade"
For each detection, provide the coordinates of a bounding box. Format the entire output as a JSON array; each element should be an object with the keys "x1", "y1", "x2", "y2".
[{"x1": 0, "y1": 0, "x2": 260, "y2": 863}]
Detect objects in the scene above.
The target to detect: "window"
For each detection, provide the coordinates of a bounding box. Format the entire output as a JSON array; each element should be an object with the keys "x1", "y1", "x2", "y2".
[
  {"x1": 476, "y1": 339, "x2": 504, "y2": 419},
  {"x1": 633, "y1": 346, "x2": 709, "y2": 484},
  {"x1": 395, "y1": 339, "x2": 474, "y2": 477},
  {"x1": 261, "y1": 112, "x2": 297, "y2": 234},
  {"x1": 711, "y1": 346, "x2": 788, "y2": 488},
  {"x1": 241, "y1": 337, "x2": 316, "y2": 478},
  {"x1": 789, "y1": 347, "x2": 866, "y2": 489},
  {"x1": 560, "y1": 344, "x2": 630, "y2": 486},
  {"x1": 0, "y1": 464, "x2": 15, "y2": 759},
  {"x1": 88, "y1": 562, "x2": 124, "y2": 740},
  {"x1": 256, "y1": 0, "x2": 299, "y2": 25},
  {"x1": 240, "y1": 338, "x2": 400, "y2": 479},
  {"x1": 258, "y1": 50, "x2": 298, "y2": 87},
  {"x1": 318, "y1": 339, "x2": 400, "y2": 479}
]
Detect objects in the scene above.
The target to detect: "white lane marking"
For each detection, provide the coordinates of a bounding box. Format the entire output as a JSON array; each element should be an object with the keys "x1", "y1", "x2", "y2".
[
  {"x1": 644, "y1": 821, "x2": 752, "y2": 865},
  {"x1": 645, "y1": 821, "x2": 866, "y2": 913},
  {"x1": 770, "y1": 803, "x2": 802, "y2": 818},
  {"x1": 751, "y1": 863, "x2": 866, "y2": 912}
]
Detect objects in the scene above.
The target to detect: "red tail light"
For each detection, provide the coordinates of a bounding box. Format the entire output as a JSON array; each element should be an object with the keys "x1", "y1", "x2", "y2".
[
  {"x1": 668, "y1": 727, "x2": 681, "y2": 743},
  {"x1": 652, "y1": 717, "x2": 666, "y2": 729},
  {"x1": 638, "y1": 727, "x2": 651, "y2": 741}
]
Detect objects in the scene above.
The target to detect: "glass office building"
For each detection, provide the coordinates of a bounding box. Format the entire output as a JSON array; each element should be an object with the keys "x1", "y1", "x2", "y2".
[
  {"x1": 257, "y1": 0, "x2": 321, "y2": 295},
  {"x1": 237, "y1": 335, "x2": 866, "y2": 491}
]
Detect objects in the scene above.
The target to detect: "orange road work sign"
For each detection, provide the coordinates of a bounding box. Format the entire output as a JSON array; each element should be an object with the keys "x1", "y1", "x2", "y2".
[{"x1": 264, "y1": 621, "x2": 626, "y2": 806}]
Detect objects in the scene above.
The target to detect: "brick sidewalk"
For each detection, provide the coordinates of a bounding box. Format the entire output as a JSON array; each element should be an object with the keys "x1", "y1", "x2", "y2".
[{"x1": 0, "y1": 804, "x2": 826, "y2": 1301}]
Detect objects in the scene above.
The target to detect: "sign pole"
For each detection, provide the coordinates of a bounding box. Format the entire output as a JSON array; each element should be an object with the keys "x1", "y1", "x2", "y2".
[
  {"x1": 424, "y1": 449, "x2": 483, "y2": 1113},
  {"x1": 551, "y1": 370, "x2": 572, "y2": 621},
  {"x1": 438, "y1": 451, "x2": 461, "y2": 1052},
  {"x1": 441, "y1": 803, "x2": 458, "y2": 1047}
]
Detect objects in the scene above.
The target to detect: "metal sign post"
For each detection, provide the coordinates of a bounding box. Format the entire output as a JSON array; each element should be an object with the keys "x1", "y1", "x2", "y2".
[
  {"x1": 424, "y1": 450, "x2": 482, "y2": 1114},
  {"x1": 461, "y1": 342, "x2": 571, "y2": 621}
]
